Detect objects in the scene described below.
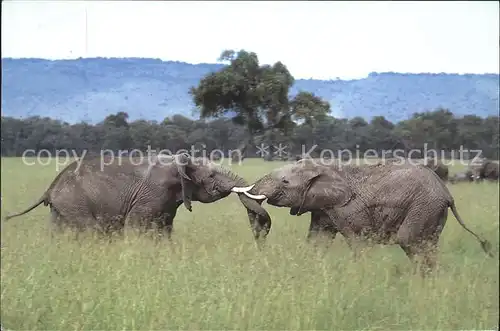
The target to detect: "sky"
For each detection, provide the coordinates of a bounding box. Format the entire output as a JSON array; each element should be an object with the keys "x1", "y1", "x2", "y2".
[{"x1": 1, "y1": 1, "x2": 499, "y2": 80}]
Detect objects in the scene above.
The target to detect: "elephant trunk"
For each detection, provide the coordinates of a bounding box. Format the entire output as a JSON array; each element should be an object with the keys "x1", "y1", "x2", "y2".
[
  {"x1": 237, "y1": 193, "x2": 272, "y2": 239},
  {"x1": 213, "y1": 165, "x2": 272, "y2": 240},
  {"x1": 231, "y1": 174, "x2": 273, "y2": 201}
]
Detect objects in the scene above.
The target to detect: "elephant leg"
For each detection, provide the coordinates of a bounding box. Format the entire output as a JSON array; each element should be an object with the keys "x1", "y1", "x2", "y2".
[
  {"x1": 51, "y1": 206, "x2": 95, "y2": 241},
  {"x1": 91, "y1": 214, "x2": 126, "y2": 243},
  {"x1": 246, "y1": 211, "x2": 270, "y2": 250},
  {"x1": 125, "y1": 202, "x2": 177, "y2": 238},
  {"x1": 49, "y1": 206, "x2": 65, "y2": 238},
  {"x1": 151, "y1": 216, "x2": 173, "y2": 242},
  {"x1": 161, "y1": 217, "x2": 174, "y2": 240},
  {"x1": 341, "y1": 233, "x2": 369, "y2": 261},
  {"x1": 396, "y1": 207, "x2": 447, "y2": 277},
  {"x1": 399, "y1": 240, "x2": 439, "y2": 277},
  {"x1": 305, "y1": 211, "x2": 341, "y2": 259},
  {"x1": 321, "y1": 209, "x2": 366, "y2": 259},
  {"x1": 306, "y1": 210, "x2": 338, "y2": 244},
  {"x1": 124, "y1": 208, "x2": 152, "y2": 237},
  {"x1": 51, "y1": 190, "x2": 101, "y2": 240},
  {"x1": 155, "y1": 201, "x2": 183, "y2": 241}
]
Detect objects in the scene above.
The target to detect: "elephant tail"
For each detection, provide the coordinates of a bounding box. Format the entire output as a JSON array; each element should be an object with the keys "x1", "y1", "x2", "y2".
[
  {"x1": 3, "y1": 193, "x2": 50, "y2": 221},
  {"x1": 3, "y1": 158, "x2": 81, "y2": 222},
  {"x1": 449, "y1": 201, "x2": 494, "y2": 257}
]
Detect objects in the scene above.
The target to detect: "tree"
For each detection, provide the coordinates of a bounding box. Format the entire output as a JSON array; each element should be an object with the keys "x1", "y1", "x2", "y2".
[
  {"x1": 394, "y1": 108, "x2": 458, "y2": 157},
  {"x1": 103, "y1": 111, "x2": 130, "y2": 128},
  {"x1": 189, "y1": 50, "x2": 262, "y2": 159},
  {"x1": 100, "y1": 111, "x2": 132, "y2": 152},
  {"x1": 290, "y1": 91, "x2": 330, "y2": 127},
  {"x1": 3, "y1": 107, "x2": 498, "y2": 161},
  {"x1": 368, "y1": 115, "x2": 397, "y2": 151},
  {"x1": 290, "y1": 91, "x2": 331, "y2": 152},
  {"x1": 347, "y1": 117, "x2": 370, "y2": 151},
  {"x1": 190, "y1": 49, "x2": 329, "y2": 161}
]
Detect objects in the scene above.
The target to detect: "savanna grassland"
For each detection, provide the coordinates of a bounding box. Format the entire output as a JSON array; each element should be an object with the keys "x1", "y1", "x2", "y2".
[{"x1": 1, "y1": 157, "x2": 499, "y2": 330}]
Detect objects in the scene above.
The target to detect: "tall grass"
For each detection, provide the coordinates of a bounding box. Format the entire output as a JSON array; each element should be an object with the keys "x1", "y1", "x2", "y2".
[{"x1": 1, "y1": 157, "x2": 498, "y2": 330}]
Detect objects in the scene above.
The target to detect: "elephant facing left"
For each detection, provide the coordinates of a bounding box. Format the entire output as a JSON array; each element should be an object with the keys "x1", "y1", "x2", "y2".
[
  {"x1": 232, "y1": 159, "x2": 493, "y2": 274},
  {"x1": 4, "y1": 153, "x2": 272, "y2": 241}
]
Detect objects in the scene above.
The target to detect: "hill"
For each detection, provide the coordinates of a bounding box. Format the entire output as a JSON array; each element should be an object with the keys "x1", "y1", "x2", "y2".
[{"x1": 1, "y1": 57, "x2": 498, "y2": 124}]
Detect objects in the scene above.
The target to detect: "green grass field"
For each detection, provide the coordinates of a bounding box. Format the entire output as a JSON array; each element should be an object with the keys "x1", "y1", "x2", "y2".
[{"x1": 1, "y1": 157, "x2": 499, "y2": 330}]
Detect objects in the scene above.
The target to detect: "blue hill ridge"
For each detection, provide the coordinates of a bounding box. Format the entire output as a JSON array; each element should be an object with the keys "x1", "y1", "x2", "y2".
[{"x1": 1, "y1": 57, "x2": 498, "y2": 124}]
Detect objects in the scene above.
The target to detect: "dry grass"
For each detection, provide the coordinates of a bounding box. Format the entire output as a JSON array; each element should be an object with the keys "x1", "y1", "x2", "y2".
[{"x1": 1, "y1": 157, "x2": 499, "y2": 330}]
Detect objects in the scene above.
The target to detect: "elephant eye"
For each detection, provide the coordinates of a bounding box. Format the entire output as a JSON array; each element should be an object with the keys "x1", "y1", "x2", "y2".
[{"x1": 282, "y1": 178, "x2": 289, "y2": 184}]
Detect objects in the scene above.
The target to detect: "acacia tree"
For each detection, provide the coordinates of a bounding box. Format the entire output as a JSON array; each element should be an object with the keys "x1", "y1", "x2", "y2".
[
  {"x1": 189, "y1": 49, "x2": 330, "y2": 161},
  {"x1": 289, "y1": 91, "x2": 331, "y2": 154}
]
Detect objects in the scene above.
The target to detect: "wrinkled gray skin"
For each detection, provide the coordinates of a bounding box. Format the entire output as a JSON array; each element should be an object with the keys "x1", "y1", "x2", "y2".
[
  {"x1": 233, "y1": 159, "x2": 493, "y2": 274},
  {"x1": 384, "y1": 157, "x2": 449, "y2": 182},
  {"x1": 4, "y1": 153, "x2": 272, "y2": 242}
]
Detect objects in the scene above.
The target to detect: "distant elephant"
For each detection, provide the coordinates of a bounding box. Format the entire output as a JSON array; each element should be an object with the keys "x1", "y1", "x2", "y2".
[
  {"x1": 263, "y1": 153, "x2": 274, "y2": 162},
  {"x1": 231, "y1": 151, "x2": 244, "y2": 163},
  {"x1": 448, "y1": 170, "x2": 474, "y2": 184},
  {"x1": 232, "y1": 159, "x2": 493, "y2": 274},
  {"x1": 469, "y1": 159, "x2": 499, "y2": 182},
  {"x1": 483, "y1": 161, "x2": 500, "y2": 180},
  {"x1": 4, "y1": 153, "x2": 271, "y2": 242},
  {"x1": 419, "y1": 157, "x2": 449, "y2": 181}
]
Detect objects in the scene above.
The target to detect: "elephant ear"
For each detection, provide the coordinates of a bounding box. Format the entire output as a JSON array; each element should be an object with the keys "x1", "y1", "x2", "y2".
[
  {"x1": 296, "y1": 170, "x2": 353, "y2": 215},
  {"x1": 174, "y1": 153, "x2": 194, "y2": 212}
]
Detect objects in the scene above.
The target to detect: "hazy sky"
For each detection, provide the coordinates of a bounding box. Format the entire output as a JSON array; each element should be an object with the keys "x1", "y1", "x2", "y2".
[{"x1": 2, "y1": 1, "x2": 499, "y2": 79}]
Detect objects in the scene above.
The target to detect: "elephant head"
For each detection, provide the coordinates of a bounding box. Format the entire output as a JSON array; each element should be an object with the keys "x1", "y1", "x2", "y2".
[
  {"x1": 231, "y1": 159, "x2": 354, "y2": 216},
  {"x1": 166, "y1": 153, "x2": 272, "y2": 240}
]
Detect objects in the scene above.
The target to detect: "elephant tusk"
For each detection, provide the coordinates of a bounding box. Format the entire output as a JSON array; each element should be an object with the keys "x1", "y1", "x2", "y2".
[
  {"x1": 231, "y1": 184, "x2": 255, "y2": 193},
  {"x1": 231, "y1": 184, "x2": 267, "y2": 199},
  {"x1": 243, "y1": 191, "x2": 267, "y2": 200}
]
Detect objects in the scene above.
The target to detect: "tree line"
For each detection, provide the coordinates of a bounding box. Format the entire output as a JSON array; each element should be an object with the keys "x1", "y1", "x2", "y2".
[
  {"x1": 1, "y1": 109, "x2": 498, "y2": 160},
  {"x1": 2, "y1": 49, "x2": 498, "y2": 160}
]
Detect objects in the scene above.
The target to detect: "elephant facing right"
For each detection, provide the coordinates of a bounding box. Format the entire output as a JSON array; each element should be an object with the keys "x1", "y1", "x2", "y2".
[{"x1": 233, "y1": 159, "x2": 494, "y2": 275}]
